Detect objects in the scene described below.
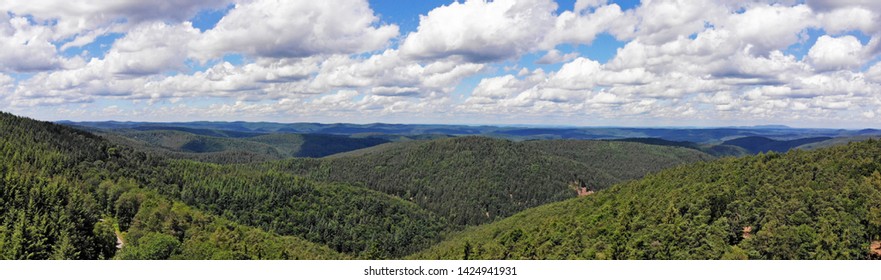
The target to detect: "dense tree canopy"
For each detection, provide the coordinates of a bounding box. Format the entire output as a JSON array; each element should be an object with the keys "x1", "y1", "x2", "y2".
[
  {"x1": 411, "y1": 140, "x2": 881, "y2": 260},
  {"x1": 93, "y1": 128, "x2": 390, "y2": 164},
  {"x1": 155, "y1": 161, "x2": 448, "y2": 258},
  {"x1": 6, "y1": 110, "x2": 879, "y2": 260},
  {"x1": 0, "y1": 112, "x2": 344, "y2": 259},
  {"x1": 265, "y1": 137, "x2": 712, "y2": 226}
]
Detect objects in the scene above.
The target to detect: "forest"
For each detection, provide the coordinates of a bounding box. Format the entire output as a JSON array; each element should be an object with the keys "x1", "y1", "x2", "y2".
[
  {"x1": 262, "y1": 137, "x2": 712, "y2": 226},
  {"x1": 3, "y1": 111, "x2": 881, "y2": 259},
  {"x1": 87, "y1": 127, "x2": 392, "y2": 164},
  {"x1": 0, "y1": 112, "x2": 344, "y2": 259},
  {"x1": 412, "y1": 140, "x2": 881, "y2": 260}
]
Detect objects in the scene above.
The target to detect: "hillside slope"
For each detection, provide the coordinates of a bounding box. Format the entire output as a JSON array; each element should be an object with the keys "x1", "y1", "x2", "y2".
[
  {"x1": 266, "y1": 137, "x2": 714, "y2": 226},
  {"x1": 614, "y1": 138, "x2": 749, "y2": 157},
  {"x1": 157, "y1": 160, "x2": 448, "y2": 258},
  {"x1": 795, "y1": 136, "x2": 881, "y2": 151},
  {"x1": 411, "y1": 140, "x2": 881, "y2": 260},
  {"x1": 722, "y1": 136, "x2": 832, "y2": 154},
  {"x1": 0, "y1": 112, "x2": 344, "y2": 259},
  {"x1": 91, "y1": 128, "x2": 390, "y2": 164},
  {"x1": 2, "y1": 112, "x2": 446, "y2": 259}
]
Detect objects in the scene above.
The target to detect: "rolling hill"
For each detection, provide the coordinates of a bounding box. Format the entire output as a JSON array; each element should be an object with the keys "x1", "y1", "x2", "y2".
[
  {"x1": 5, "y1": 111, "x2": 716, "y2": 259},
  {"x1": 265, "y1": 137, "x2": 715, "y2": 226},
  {"x1": 795, "y1": 135, "x2": 881, "y2": 151},
  {"x1": 614, "y1": 138, "x2": 749, "y2": 157},
  {"x1": 12, "y1": 110, "x2": 880, "y2": 260},
  {"x1": 721, "y1": 136, "x2": 832, "y2": 154},
  {"x1": 90, "y1": 128, "x2": 391, "y2": 164},
  {"x1": 156, "y1": 160, "x2": 448, "y2": 259},
  {"x1": 410, "y1": 140, "x2": 881, "y2": 260},
  {"x1": 0, "y1": 112, "x2": 345, "y2": 259},
  {"x1": 0, "y1": 111, "x2": 444, "y2": 259},
  {"x1": 66, "y1": 120, "x2": 880, "y2": 144}
]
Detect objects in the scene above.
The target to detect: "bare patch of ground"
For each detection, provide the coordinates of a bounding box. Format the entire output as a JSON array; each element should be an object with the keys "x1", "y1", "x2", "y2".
[
  {"x1": 116, "y1": 231, "x2": 125, "y2": 249},
  {"x1": 742, "y1": 226, "x2": 752, "y2": 239}
]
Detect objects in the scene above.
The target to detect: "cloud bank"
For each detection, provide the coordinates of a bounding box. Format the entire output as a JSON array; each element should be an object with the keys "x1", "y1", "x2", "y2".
[{"x1": 2, "y1": 0, "x2": 880, "y2": 127}]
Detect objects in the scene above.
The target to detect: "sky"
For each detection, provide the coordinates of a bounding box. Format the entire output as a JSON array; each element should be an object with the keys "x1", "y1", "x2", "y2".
[{"x1": 1, "y1": 0, "x2": 881, "y2": 128}]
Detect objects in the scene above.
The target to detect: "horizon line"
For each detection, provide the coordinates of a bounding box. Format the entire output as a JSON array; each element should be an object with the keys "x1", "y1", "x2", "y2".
[{"x1": 53, "y1": 119, "x2": 880, "y2": 131}]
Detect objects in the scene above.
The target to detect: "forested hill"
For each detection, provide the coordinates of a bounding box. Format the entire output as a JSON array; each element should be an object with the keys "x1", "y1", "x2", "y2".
[
  {"x1": 264, "y1": 137, "x2": 714, "y2": 226},
  {"x1": 0, "y1": 112, "x2": 349, "y2": 259},
  {"x1": 613, "y1": 138, "x2": 750, "y2": 157},
  {"x1": 721, "y1": 136, "x2": 832, "y2": 154},
  {"x1": 22, "y1": 109, "x2": 876, "y2": 260},
  {"x1": 410, "y1": 139, "x2": 881, "y2": 260},
  {"x1": 90, "y1": 128, "x2": 390, "y2": 164},
  {"x1": 0, "y1": 111, "x2": 715, "y2": 259},
  {"x1": 795, "y1": 135, "x2": 881, "y2": 151},
  {"x1": 0, "y1": 111, "x2": 449, "y2": 259}
]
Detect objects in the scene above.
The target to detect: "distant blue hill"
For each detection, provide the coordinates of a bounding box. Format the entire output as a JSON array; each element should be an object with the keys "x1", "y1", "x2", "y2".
[
  {"x1": 59, "y1": 120, "x2": 881, "y2": 148},
  {"x1": 722, "y1": 136, "x2": 833, "y2": 154}
]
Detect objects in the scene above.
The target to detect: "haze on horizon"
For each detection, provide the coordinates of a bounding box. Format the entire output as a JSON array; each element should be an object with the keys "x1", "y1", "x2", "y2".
[{"x1": 2, "y1": 0, "x2": 881, "y2": 129}]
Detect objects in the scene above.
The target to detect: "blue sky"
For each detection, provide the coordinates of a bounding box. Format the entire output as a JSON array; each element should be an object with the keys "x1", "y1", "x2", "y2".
[{"x1": 1, "y1": 0, "x2": 881, "y2": 128}]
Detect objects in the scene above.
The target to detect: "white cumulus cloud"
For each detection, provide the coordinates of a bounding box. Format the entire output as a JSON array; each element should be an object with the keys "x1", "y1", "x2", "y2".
[
  {"x1": 106, "y1": 22, "x2": 201, "y2": 76},
  {"x1": 0, "y1": 0, "x2": 228, "y2": 44},
  {"x1": 400, "y1": 0, "x2": 558, "y2": 62},
  {"x1": 192, "y1": 0, "x2": 399, "y2": 61},
  {"x1": 0, "y1": 14, "x2": 62, "y2": 72},
  {"x1": 807, "y1": 35, "x2": 867, "y2": 71}
]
